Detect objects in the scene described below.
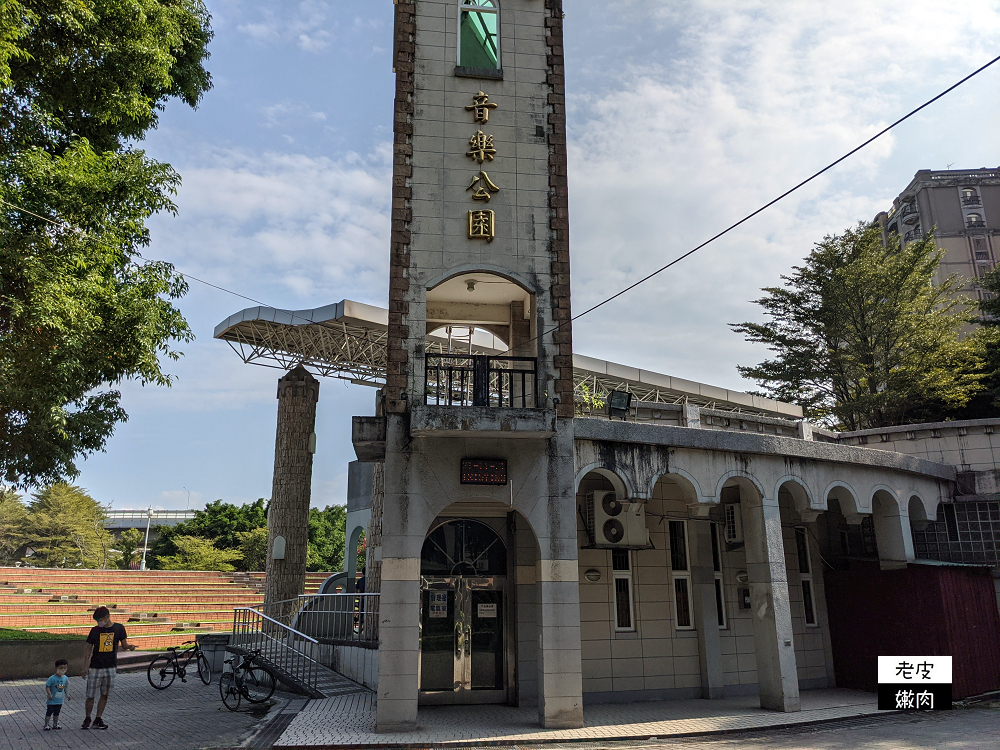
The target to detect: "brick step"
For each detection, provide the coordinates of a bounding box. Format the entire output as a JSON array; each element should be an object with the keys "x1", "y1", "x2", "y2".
[
  {"x1": 0, "y1": 594, "x2": 64, "y2": 604},
  {"x1": 49, "y1": 594, "x2": 263, "y2": 604},
  {"x1": 0, "y1": 613, "x2": 135, "y2": 627},
  {"x1": 0, "y1": 569, "x2": 231, "y2": 580},
  {"x1": 128, "y1": 631, "x2": 231, "y2": 649},
  {"x1": 3, "y1": 579, "x2": 255, "y2": 588},
  {"x1": 22, "y1": 620, "x2": 228, "y2": 636},
  {"x1": 0, "y1": 603, "x2": 107, "y2": 614}
]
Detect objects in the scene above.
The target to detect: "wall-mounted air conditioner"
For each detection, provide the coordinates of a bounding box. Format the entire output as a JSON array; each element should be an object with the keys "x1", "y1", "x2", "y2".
[{"x1": 587, "y1": 490, "x2": 650, "y2": 548}]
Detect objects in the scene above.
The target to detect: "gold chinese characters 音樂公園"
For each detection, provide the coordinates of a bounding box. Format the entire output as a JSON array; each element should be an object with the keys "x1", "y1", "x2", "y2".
[{"x1": 465, "y1": 91, "x2": 500, "y2": 241}]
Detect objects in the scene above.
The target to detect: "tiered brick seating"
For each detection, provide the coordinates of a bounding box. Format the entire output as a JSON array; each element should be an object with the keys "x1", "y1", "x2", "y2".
[{"x1": 0, "y1": 568, "x2": 336, "y2": 649}]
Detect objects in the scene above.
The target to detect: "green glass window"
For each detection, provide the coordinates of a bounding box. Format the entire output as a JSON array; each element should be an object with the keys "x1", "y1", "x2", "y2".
[{"x1": 460, "y1": 0, "x2": 499, "y2": 70}]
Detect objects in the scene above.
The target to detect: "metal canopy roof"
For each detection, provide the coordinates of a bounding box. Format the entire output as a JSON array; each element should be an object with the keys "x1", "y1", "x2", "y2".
[{"x1": 214, "y1": 300, "x2": 802, "y2": 419}]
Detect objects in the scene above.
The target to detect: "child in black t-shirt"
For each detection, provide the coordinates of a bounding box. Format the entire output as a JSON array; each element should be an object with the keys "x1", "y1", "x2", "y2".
[{"x1": 82, "y1": 606, "x2": 135, "y2": 731}]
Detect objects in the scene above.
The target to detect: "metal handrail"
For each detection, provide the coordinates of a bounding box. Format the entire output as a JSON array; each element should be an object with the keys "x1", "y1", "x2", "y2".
[
  {"x1": 292, "y1": 593, "x2": 380, "y2": 647},
  {"x1": 231, "y1": 606, "x2": 321, "y2": 695}
]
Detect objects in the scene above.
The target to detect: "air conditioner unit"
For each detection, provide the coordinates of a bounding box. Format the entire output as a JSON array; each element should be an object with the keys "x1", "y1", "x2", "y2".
[
  {"x1": 587, "y1": 490, "x2": 650, "y2": 548},
  {"x1": 723, "y1": 503, "x2": 743, "y2": 543}
]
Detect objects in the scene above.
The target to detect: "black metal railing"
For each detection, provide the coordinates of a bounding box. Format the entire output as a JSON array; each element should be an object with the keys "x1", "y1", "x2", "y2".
[
  {"x1": 425, "y1": 354, "x2": 537, "y2": 408},
  {"x1": 962, "y1": 194, "x2": 982, "y2": 206},
  {"x1": 292, "y1": 593, "x2": 380, "y2": 648},
  {"x1": 967, "y1": 219, "x2": 987, "y2": 229},
  {"x1": 903, "y1": 229, "x2": 924, "y2": 243}
]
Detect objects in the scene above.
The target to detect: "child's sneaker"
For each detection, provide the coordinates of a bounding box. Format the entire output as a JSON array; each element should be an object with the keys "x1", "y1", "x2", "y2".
[
  {"x1": 81, "y1": 717, "x2": 91, "y2": 730},
  {"x1": 92, "y1": 717, "x2": 108, "y2": 730}
]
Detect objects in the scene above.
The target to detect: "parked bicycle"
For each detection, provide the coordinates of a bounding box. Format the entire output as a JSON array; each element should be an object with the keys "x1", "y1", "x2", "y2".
[
  {"x1": 219, "y1": 648, "x2": 276, "y2": 711},
  {"x1": 147, "y1": 640, "x2": 212, "y2": 689}
]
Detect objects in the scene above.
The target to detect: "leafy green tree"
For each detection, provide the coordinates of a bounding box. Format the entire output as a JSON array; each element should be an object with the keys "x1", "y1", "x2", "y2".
[
  {"x1": 150, "y1": 499, "x2": 267, "y2": 564},
  {"x1": 306, "y1": 505, "x2": 347, "y2": 572},
  {"x1": 732, "y1": 223, "x2": 984, "y2": 430},
  {"x1": 155, "y1": 535, "x2": 242, "y2": 572},
  {"x1": 24, "y1": 482, "x2": 114, "y2": 568},
  {"x1": 0, "y1": 487, "x2": 27, "y2": 562},
  {"x1": 0, "y1": 0, "x2": 213, "y2": 489},
  {"x1": 115, "y1": 527, "x2": 144, "y2": 570},
  {"x1": 236, "y1": 527, "x2": 268, "y2": 572}
]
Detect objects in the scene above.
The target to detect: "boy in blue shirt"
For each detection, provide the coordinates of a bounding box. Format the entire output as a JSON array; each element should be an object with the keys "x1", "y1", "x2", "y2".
[{"x1": 44, "y1": 658, "x2": 71, "y2": 730}]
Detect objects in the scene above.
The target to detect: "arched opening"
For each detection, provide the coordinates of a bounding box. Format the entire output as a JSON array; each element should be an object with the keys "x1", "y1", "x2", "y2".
[
  {"x1": 872, "y1": 489, "x2": 910, "y2": 568},
  {"x1": 419, "y1": 517, "x2": 513, "y2": 704},
  {"x1": 424, "y1": 271, "x2": 537, "y2": 408}
]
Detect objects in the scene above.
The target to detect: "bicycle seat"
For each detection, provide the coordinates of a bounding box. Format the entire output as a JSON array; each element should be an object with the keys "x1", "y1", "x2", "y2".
[{"x1": 166, "y1": 646, "x2": 177, "y2": 651}]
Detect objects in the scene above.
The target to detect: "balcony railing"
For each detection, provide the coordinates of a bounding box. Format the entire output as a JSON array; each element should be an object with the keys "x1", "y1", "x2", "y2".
[
  {"x1": 425, "y1": 354, "x2": 537, "y2": 408},
  {"x1": 967, "y1": 219, "x2": 987, "y2": 229},
  {"x1": 962, "y1": 195, "x2": 982, "y2": 207},
  {"x1": 903, "y1": 229, "x2": 924, "y2": 243},
  {"x1": 900, "y1": 204, "x2": 920, "y2": 224}
]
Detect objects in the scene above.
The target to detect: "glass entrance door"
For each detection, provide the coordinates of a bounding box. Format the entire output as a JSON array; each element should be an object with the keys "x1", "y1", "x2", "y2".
[
  {"x1": 420, "y1": 576, "x2": 506, "y2": 702},
  {"x1": 419, "y1": 518, "x2": 509, "y2": 704}
]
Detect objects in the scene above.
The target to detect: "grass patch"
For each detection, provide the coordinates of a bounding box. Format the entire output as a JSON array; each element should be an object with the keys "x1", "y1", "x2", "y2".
[{"x1": 0, "y1": 627, "x2": 81, "y2": 641}]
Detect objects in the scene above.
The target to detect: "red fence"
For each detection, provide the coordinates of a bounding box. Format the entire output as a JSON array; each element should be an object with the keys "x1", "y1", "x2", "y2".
[{"x1": 824, "y1": 561, "x2": 1000, "y2": 699}]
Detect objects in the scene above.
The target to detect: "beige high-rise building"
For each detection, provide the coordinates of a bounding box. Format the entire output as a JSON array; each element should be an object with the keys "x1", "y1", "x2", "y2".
[{"x1": 875, "y1": 167, "x2": 1000, "y2": 298}]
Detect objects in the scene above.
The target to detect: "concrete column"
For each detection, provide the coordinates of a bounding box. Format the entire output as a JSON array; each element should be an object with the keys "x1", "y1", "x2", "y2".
[
  {"x1": 375, "y1": 556, "x2": 420, "y2": 732},
  {"x1": 536, "y1": 560, "x2": 584, "y2": 728},
  {"x1": 264, "y1": 366, "x2": 319, "y2": 606},
  {"x1": 742, "y1": 495, "x2": 801, "y2": 712},
  {"x1": 872, "y1": 495, "x2": 915, "y2": 570},
  {"x1": 683, "y1": 404, "x2": 701, "y2": 428},
  {"x1": 688, "y1": 520, "x2": 725, "y2": 699}
]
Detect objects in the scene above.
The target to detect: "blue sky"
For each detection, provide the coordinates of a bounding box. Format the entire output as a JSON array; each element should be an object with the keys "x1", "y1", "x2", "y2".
[{"x1": 67, "y1": 1, "x2": 1000, "y2": 512}]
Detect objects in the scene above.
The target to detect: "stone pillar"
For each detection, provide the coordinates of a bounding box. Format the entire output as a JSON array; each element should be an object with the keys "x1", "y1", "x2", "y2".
[
  {"x1": 264, "y1": 365, "x2": 319, "y2": 606},
  {"x1": 872, "y1": 494, "x2": 915, "y2": 570},
  {"x1": 683, "y1": 404, "x2": 701, "y2": 428},
  {"x1": 366, "y1": 462, "x2": 385, "y2": 594},
  {"x1": 688, "y1": 519, "x2": 725, "y2": 698},
  {"x1": 742, "y1": 494, "x2": 801, "y2": 712},
  {"x1": 536, "y1": 560, "x2": 584, "y2": 728}
]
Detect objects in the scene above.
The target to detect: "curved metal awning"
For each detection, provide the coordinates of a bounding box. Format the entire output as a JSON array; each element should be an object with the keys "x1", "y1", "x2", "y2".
[{"x1": 214, "y1": 299, "x2": 802, "y2": 419}]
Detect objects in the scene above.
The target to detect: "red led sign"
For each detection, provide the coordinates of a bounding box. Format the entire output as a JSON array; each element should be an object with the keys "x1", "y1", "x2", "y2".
[{"x1": 460, "y1": 458, "x2": 508, "y2": 486}]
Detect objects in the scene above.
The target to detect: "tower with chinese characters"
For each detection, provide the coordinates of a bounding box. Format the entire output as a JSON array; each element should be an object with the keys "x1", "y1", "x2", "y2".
[{"x1": 374, "y1": 0, "x2": 581, "y2": 732}]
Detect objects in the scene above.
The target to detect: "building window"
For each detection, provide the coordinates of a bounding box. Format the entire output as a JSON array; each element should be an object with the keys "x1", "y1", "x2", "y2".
[
  {"x1": 669, "y1": 520, "x2": 693, "y2": 629},
  {"x1": 967, "y1": 213, "x2": 986, "y2": 229},
  {"x1": 611, "y1": 548, "x2": 634, "y2": 632},
  {"x1": 962, "y1": 188, "x2": 982, "y2": 206},
  {"x1": 795, "y1": 527, "x2": 817, "y2": 626},
  {"x1": 974, "y1": 237, "x2": 991, "y2": 261},
  {"x1": 861, "y1": 515, "x2": 878, "y2": 556},
  {"x1": 459, "y1": 0, "x2": 500, "y2": 70},
  {"x1": 711, "y1": 522, "x2": 727, "y2": 629}
]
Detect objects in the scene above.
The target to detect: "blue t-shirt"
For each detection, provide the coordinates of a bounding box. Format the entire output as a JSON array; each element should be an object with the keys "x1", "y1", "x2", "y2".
[{"x1": 46, "y1": 674, "x2": 69, "y2": 705}]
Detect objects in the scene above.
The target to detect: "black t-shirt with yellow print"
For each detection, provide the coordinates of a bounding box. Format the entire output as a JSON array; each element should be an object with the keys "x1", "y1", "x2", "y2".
[{"x1": 87, "y1": 623, "x2": 127, "y2": 669}]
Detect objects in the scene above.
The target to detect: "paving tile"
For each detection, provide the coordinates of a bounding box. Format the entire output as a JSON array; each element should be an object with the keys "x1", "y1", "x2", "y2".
[{"x1": 272, "y1": 688, "x2": 894, "y2": 747}]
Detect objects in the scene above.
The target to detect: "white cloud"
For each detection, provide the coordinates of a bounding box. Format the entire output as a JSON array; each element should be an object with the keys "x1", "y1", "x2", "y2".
[
  {"x1": 233, "y1": 1, "x2": 336, "y2": 52},
  {"x1": 147, "y1": 145, "x2": 392, "y2": 307},
  {"x1": 567, "y1": 0, "x2": 1000, "y2": 389}
]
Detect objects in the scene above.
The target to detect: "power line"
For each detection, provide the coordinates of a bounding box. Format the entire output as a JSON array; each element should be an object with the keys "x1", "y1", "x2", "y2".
[{"x1": 540, "y1": 51, "x2": 1000, "y2": 341}]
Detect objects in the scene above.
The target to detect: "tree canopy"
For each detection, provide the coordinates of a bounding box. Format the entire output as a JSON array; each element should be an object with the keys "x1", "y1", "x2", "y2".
[
  {"x1": 732, "y1": 223, "x2": 985, "y2": 430},
  {"x1": 22, "y1": 482, "x2": 114, "y2": 567},
  {"x1": 150, "y1": 499, "x2": 350, "y2": 573},
  {"x1": 0, "y1": 0, "x2": 213, "y2": 488}
]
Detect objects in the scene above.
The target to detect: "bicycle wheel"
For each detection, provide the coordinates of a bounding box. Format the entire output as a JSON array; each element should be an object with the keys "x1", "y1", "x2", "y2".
[
  {"x1": 197, "y1": 652, "x2": 212, "y2": 685},
  {"x1": 243, "y1": 666, "x2": 276, "y2": 703},
  {"x1": 219, "y1": 672, "x2": 241, "y2": 711},
  {"x1": 147, "y1": 655, "x2": 176, "y2": 690}
]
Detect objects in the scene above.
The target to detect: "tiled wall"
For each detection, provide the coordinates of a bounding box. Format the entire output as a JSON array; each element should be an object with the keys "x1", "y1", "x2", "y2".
[{"x1": 575, "y1": 475, "x2": 832, "y2": 700}]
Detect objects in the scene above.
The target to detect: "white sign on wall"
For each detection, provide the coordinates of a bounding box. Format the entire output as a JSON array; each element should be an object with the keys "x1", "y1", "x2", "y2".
[
  {"x1": 477, "y1": 602, "x2": 497, "y2": 618},
  {"x1": 428, "y1": 592, "x2": 448, "y2": 619}
]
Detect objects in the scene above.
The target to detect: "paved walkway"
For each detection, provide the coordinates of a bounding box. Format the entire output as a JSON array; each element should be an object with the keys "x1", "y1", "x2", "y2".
[
  {"x1": 0, "y1": 671, "x2": 284, "y2": 750},
  {"x1": 274, "y1": 688, "x2": 890, "y2": 748}
]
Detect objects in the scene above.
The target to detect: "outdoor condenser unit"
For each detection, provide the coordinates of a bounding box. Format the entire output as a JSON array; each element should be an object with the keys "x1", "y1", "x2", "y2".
[{"x1": 587, "y1": 490, "x2": 650, "y2": 548}]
